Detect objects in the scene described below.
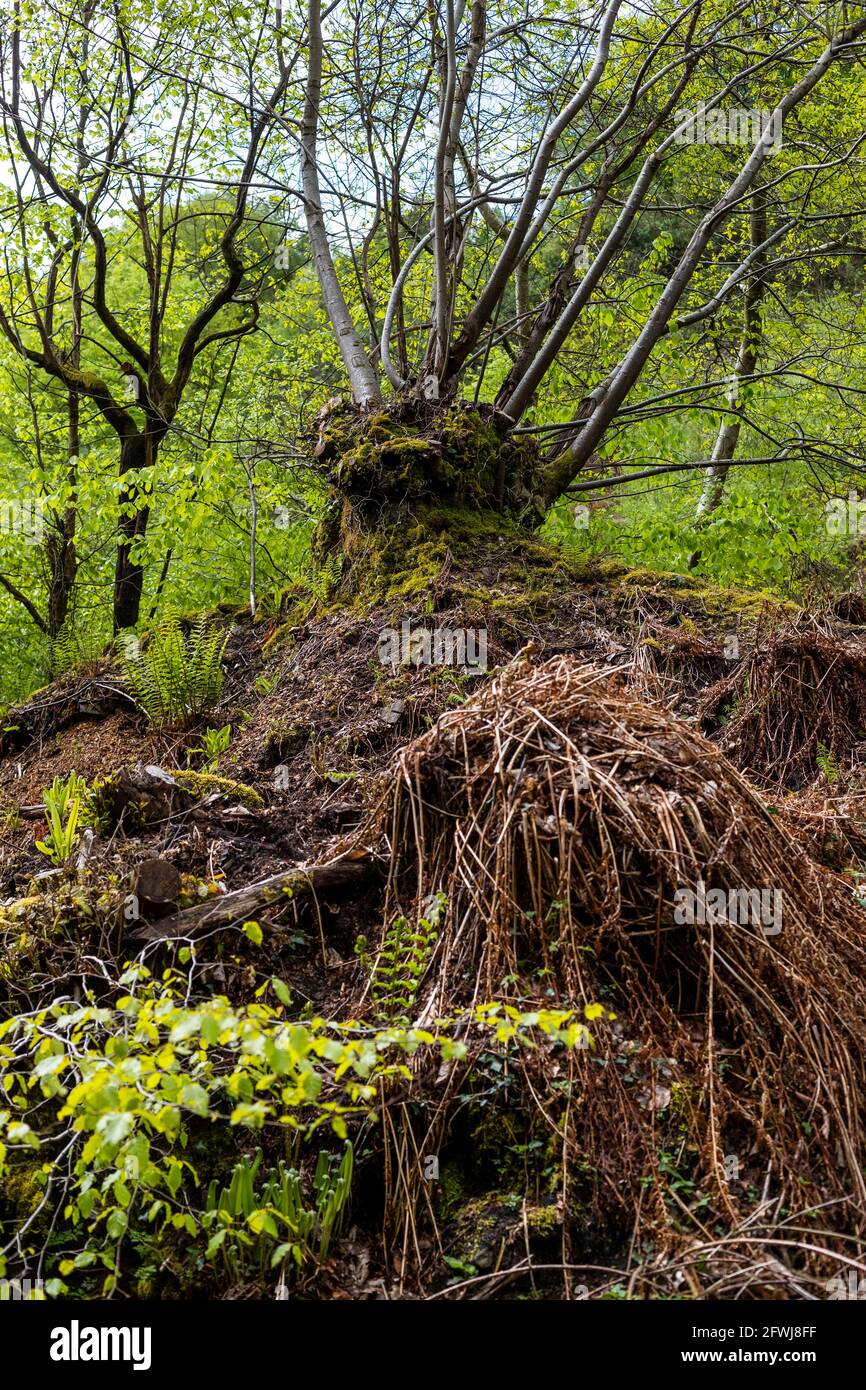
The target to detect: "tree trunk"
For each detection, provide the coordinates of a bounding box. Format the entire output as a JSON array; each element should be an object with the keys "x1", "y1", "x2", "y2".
[
  {"x1": 114, "y1": 427, "x2": 160, "y2": 632},
  {"x1": 310, "y1": 399, "x2": 544, "y2": 591},
  {"x1": 694, "y1": 190, "x2": 767, "y2": 524},
  {"x1": 46, "y1": 389, "x2": 80, "y2": 640},
  {"x1": 301, "y1": 0, "x2": 381, "y2": 406}
]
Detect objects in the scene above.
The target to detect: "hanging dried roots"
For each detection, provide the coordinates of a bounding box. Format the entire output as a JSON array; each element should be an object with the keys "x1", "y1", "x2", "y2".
[
  {"x1": 700, "y1": 619, "x2": 866, "y2": 788},
  {"x1": 373, "y1": 654, "x2": 866, "y2": 1274},
  {"x1": 628, "y1": 615, "x2": 728, "y2": 709}
]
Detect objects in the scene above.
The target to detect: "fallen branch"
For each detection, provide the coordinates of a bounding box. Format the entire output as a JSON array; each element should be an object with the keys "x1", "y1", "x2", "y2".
[{"x1": 128, "y1": 850, "x2": 376, "y2": 942}]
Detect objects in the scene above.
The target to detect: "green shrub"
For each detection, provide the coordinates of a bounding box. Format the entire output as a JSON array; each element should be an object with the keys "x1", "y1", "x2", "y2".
[{"x1": 0, "y1": 964, "x2": 603, "y2": 1298}]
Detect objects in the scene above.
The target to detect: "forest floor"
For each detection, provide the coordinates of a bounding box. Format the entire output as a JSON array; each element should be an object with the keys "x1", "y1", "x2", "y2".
[{"x1": 3, "y1": 541, "x2": 866, "y2": 1299}]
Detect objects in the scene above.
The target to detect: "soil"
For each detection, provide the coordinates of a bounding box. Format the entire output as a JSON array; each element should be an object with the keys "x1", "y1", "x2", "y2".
[{"x1": 4, "y1": 544, "x2": 866, "y2": 1298}]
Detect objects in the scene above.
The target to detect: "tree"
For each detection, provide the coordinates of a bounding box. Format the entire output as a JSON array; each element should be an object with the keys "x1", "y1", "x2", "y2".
[
  {"x1": 4, "y1": 0, "x2": 866, "y2": 644},
  {"x1": 288, "y1": 0, "x2": 866, "y2": 559},
  {"x1": 0, "y1": 0, "x2": 298, "y2": 628}
]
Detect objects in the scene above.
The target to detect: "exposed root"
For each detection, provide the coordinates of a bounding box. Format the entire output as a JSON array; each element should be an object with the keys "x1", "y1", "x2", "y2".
[
  {"x1": 371, "y1": 654, "x2": 866, "y2": 1270},
  {"x1": 628, "y1": 615, "x2": 730, "y2": 708},
  {"x1": 775, "y1": 784, "x2": 866, "y2": 872},
  {"x1": 700, "y1": 618, "x2": 866, "y2": 788}
]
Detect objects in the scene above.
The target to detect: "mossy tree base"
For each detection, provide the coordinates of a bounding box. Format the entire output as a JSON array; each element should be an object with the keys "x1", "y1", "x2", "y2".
[{"x1": 309, "y1": 399, "x2": 547, "y2": 597}]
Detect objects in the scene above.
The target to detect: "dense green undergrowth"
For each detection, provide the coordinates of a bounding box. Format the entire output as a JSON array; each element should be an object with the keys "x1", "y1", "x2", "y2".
[{"x1": 0, "y1": 961, "x2": 604, "y2": 1298}]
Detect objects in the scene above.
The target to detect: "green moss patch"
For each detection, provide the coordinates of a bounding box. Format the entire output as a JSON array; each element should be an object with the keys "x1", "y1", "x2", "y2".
[{"x1": 171, "y1": 770, "x2": 264, "y2": 809}]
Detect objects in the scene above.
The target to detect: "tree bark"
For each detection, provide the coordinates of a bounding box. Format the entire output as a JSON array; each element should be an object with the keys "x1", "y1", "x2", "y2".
[
  {"x1": 46, "y1": 388, "x2": 79, "y2": 640},
  {"x1": 694, "y1": 190, "x2": 767, "y2": 524},
  {"x1": 301, "y1": 0, "x2": 381, "y2": 405},
  {"x1": 113, "y1": 425, "x2": 163, "y2": 632}
]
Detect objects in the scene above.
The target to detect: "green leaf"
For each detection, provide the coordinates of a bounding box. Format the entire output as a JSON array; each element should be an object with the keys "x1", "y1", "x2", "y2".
[
  {"x1": 248, "y1": 1208, "x2": 279, "y2": 1238},
  {"x1": 106, "y1": 1208, "x2": 128, "y2": 1240},
  {"x1": 271, "y1": 978, "x2": 291, "y2": 1007}
]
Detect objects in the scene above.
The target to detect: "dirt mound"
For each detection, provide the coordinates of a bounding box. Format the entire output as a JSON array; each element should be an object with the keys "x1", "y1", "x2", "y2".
[
  {"x1": 373, "y1": 654, "x2": 866, "y2": 1260},
  {"x1": 5, "y1": 580, "x2": 866, "y2": 1296}
]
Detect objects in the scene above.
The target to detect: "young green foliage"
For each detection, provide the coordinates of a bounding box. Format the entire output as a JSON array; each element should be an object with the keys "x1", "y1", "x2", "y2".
[
  {"x1": 35, "y1": 771, "x2": 89, "y2": 863},
  {"x1": 123, "y1": 615, "x2": 227, "y2": 727}
]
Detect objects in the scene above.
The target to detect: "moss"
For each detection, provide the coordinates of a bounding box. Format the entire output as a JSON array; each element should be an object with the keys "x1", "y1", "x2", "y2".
[
  {"x1": 264, "y1": 722, "x2": 310, "y2": 760},
  {"x1": 524, "y1": 1203, "x2": 560, "y2": 1236},
  {"x1": 261, "y1": 585, "x2": 318, "y2": 652},
  {"x1": 173, "y1": 600, "x2": 247, "y2": 628},
  {"x1": 489, "y1": 587, "x2": 554, "y2": 614},
  {"x1": 329, "y1": 502, "x2": 571, "y2": 610},
  {"x1": 315, "y1": 402, "x2": 536, "y2": 511},
  {"x1": 309, "y1": 402, "x2": 547, "y2": 594},
  {"x1": 172, "y1": 770, "x2": 264, "y2": 809},
  {"x1": 2, "y1": 1162, "x2": 47, "y2": 1221},
  {"x1": 580, "y1": 558, "x2": 799, "y2": 620},
  {"x1": 177, "y1": 872, "x2": 227, "y2": 907},
  {"x1": 85, "y1": 774, "x2": 122, "y2": 832},
  {"x1": 467, "y1": 1104, "x2": 532, "y2": 1188},
  {"x1": 261, "y1": 622, "x2": 295, "y2": 654},
  {"x1": 0, "y1": 894, "x2": 43, "y2": 921},
  {"x1": 447, "y1": 1193, "x2": 524, "y2": 1271},
  {"x1": 437, "y1": 1160, "x2": 468, "y2": 1221}
]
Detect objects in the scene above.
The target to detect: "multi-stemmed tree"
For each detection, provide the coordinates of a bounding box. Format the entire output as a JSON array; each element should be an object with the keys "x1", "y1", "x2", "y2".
[
  {"x1": 291, "y1": 0, "x2": 866, "y2": 564},
  {"x1": 3, "y1": 0, "x2": 866, "y2": 628}
]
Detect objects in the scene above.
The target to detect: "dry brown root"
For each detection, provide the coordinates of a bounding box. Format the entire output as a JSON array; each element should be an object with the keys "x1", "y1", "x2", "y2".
[
  {"x1": 628, "y1": 615, "x2": 730, "y2": 708},
  {"x1": 370, "y1": 653, "x2": 866, "y2": 1267},
  {"x1": 700, "y1": 617, "x2": 866, "y2": 788},
  {"x1": 774, "y1": 784, "x2": 866, "y2": 872}
]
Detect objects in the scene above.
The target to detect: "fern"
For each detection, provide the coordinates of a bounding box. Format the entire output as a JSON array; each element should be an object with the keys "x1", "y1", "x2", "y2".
[
  {"x1": 816, "y1": 741, "x2": 839, "y2": 784},
  {"x1": 369, "y1": 892, "x2": 446, "y2": 1023},
  {"x1": 203, "y1": 1144, "x2": 353, "y2": 1280},
  {"x1": 51, "y1": 618, "x2": 108, "y2": 675},
  {"x1": 123, "y1": 613, "x2": 227, "y2": 727},
  {"x1": 36, "y1": 771, "x2": 89, "y2": 863}
]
